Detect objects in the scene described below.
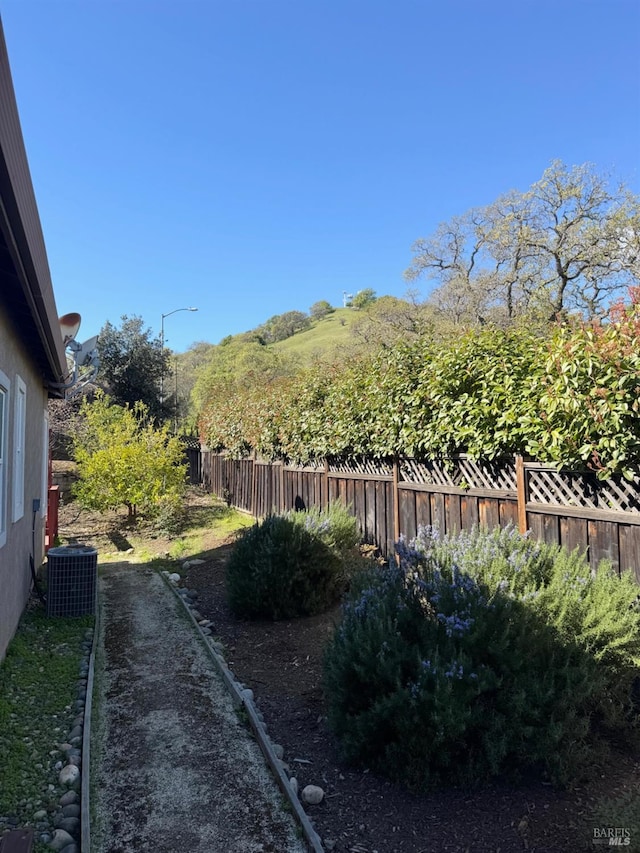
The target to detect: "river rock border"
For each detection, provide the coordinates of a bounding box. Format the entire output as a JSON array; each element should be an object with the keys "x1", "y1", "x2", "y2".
[
  {"x1": 34, "y1": 617, "x2": 96, "y2": 853},
  {"x1": 160, "y1": 567, "x2": 326, "y2": 853}
]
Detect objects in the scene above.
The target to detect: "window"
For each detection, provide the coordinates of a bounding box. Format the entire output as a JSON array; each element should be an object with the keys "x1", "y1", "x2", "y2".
[
  {"x1": 42, "y1": 409, "x2": 49, "y2": 518},
  {"x1": 12, "y1": 375, "x2": 26, "y2": 522},
  {"x1": 0, "y1": 369, "x2": 8, "y2": 547}
]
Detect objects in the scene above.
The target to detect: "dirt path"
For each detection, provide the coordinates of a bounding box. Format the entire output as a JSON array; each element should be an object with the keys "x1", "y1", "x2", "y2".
[{"x1": 91, "y1": 563, "x2": 307, "y2": 853}]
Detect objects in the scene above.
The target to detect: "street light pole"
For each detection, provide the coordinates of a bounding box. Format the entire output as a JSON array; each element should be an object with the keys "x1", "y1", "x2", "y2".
[
  {"x1": 174, "y1": 357, "x2": 179, "y2": 434},
  {"x1": 160, "y1": 307, "x2": 198, "y2": 404}
]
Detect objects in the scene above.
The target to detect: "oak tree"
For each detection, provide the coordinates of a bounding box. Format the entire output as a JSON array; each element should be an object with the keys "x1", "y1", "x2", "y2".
[{"x1": 406, "y1": 161, "x2": 640, "y2": 325}]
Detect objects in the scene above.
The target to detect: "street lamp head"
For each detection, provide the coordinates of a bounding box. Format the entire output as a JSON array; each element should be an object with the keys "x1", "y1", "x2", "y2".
[{"x1": 162, "y1": 306, "x2": 198, "y2": 320}]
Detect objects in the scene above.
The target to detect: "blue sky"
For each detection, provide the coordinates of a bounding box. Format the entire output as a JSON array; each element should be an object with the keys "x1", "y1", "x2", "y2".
[{"x1": 1, "y1": 0, "x2": 639, "y2": 353}]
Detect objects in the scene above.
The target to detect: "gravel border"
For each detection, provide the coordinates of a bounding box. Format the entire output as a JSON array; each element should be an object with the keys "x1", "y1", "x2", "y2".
[
  {"x1": 159, "y1": 569, "x2": 325, "y2": 853},
  {"x1": 80, "y1": 585, "x2": 98, "y2": 852}
]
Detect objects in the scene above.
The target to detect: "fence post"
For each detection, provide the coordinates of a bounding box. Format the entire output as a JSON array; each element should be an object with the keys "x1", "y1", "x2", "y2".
[
  {"x1": 515, "y1": 454, "x2": 527, "y2": 534},
  {"x1": 392, "y1": 456, "x2": 401, "y2": 544},
  {"x1": 324, "y1": 459, "x2": 329, "y2": 510},
  {"x1": 251, "y1": 453, "x2": 258, "y2": 518},
  {"x1": 279, "y1": 461, "x2": 285, "y2": 513}
]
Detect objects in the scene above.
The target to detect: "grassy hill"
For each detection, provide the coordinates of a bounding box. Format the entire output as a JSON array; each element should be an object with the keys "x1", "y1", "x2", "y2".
[{"x1": 270, "y1": 307, "x2": 359, "y2": 364}]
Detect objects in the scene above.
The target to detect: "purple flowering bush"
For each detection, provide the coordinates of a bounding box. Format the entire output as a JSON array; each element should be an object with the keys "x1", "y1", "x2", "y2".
[{"x1": 323, "y1": 526, "x2": 640, "y2": 788}]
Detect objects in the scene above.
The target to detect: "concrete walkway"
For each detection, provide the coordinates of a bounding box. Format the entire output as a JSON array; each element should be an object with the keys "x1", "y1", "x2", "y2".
[{"x1": 91, "y1": 564, "x2": 307, "y2": 853}]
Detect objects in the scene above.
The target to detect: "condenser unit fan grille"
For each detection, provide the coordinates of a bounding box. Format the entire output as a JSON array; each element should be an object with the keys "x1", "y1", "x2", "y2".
[{"x1": 46, "y1": 546, "x2": 97, "y2": 617}]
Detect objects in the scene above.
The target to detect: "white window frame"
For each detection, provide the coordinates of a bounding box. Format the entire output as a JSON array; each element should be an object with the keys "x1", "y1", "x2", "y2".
[
  {"x1": 0, "y1": 369, "x2": 9, "y2": 548},
  {"x1": 12, "y1": 375, "x2": 26, "y2": 522},
  {"x1": 42, "y1": 409, "x2": 49, "y2": 518}
]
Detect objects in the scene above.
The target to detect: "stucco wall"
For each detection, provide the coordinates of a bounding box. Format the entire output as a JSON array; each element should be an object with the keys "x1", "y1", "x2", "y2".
[{"x1": 0, "y1": 299, "x2": 49, "y2": 660}]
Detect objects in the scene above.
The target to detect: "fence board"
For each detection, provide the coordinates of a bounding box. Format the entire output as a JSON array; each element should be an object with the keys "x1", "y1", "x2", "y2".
[
  {"x1": 365, "y1": 481, "x2": 377, "y2": 543},
  {"x1": 346, "y1": 479, "x2": 356, "y2": 513},
  {"x1": 398, "y1": 488, "x2": 417, "y2": 541},
  {"x1": 543, "y1": 513, "x2": 561, "y2": 544},
  {"x1": 386, "y1": 481, "x2": 394, "y2": 556},
  {"x1": 445, "y1": 494, "x2": 462, "y2": 534},
  {"x1": 353, "y1": 480, "x2": 365, "y2": 537},
  {"x1": 460, "y1": 495, "x2": 479, "y2": 529},
  {"x1": 479, "y1": 498, "x2": 500, "y2": 530},
  {"x1": 195, "y1": 453, "x2": 640, "y2": 577},
  {"x1": 375, "y1": 480, "x2": 389, "y2": 555},
  {"x1": 559, "y1": 516, "x2": 588, "y2": 556},
  {"x1": 619, "y1": 526, "x2": 640, "y2": 582},
  {"x1": 588, "y1": 520, "x2": 620, "y2": 574},
  {"x1": 431, "y1": 493, "x2": 446, "y2": 533},
  {"x1": 499, "y1": 499, "x2": 518, "y2": 528},
  {"x1": 415, "y1": 490, "x2": 431, "y2": 531}
]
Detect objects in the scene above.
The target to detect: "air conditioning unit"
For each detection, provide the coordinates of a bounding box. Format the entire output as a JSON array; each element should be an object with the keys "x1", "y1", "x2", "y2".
[{"x1": 46, "y1": 545, "x2": 97, "y2": 617}]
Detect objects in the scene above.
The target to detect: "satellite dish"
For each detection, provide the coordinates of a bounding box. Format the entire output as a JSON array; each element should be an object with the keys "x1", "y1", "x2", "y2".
[
  {"x1": 75, "y1": 335, "x2": 99, "y2": 368},
  {"x1": 59, "y1": 312, "x2": 81, "y2": 345}
]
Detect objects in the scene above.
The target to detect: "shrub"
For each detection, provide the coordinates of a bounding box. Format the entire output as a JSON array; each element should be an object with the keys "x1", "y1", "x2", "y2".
[
  {"x1": 150, "y1": 492, "x2": 187, "y2": 536},
  {"x1": 226, "y1": 514, "x2": 344, "y2": 620},
  {"x1": 324, "y1": 526, "x2": 640, "y2": 789},
  {"x1": 286, "y1": 502, "x2": 360, "y2": 555}
]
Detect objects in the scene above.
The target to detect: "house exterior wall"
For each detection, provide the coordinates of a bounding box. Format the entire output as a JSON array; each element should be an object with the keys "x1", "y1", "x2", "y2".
[{"x1": 0, "y1": 298, "x2": 49, "y2": 660}]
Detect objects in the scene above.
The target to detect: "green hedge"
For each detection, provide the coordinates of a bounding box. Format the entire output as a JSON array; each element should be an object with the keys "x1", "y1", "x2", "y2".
[{"x1": 200, "y1": 313, "x2": 640, "y2": 478}]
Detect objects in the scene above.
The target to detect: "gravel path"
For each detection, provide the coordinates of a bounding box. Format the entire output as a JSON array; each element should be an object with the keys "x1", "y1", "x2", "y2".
[{"x1": 91, "y1": 563, "x2": 307, "y2": 853}]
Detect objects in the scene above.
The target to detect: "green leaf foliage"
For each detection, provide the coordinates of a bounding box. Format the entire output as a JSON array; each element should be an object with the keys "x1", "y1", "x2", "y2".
[
  {"x1": 72, "y1": 393, "x2": 187, "y2": 518},
  {"x1": 226, "y1": 514, "x2": 344, "y2": 620},
  {"x1": 226, "y1": 503, "x2": 361, "y2": 620},
  {"x1": 97, "y1": 315, "x2": 169, "y2": 422},
  {"x1": 199, "y1": 297, "x2": 640, "y2": 476}
]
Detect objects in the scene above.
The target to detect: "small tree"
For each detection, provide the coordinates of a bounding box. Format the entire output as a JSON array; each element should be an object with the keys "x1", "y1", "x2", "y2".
[
  {"x1": 310, "y1": 300, "x2": 335, "y2": 320},
  {"x1": 72, "y1": 394, "x2": 186, "y2": 519},
  {"x1": 351, "y1": 289, "x2": 377, "y2": 310},
  {"x1": 97, "y1": 315, "x2": 169, "y2": 422}
]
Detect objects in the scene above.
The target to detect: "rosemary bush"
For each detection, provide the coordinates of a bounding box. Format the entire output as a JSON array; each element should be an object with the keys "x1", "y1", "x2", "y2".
[
  {"x1": 286, "y1": 502, "x2": 360, "y2": 555},
  {"x1": 324, "y1": 526, "x2": 640, "y2": 789},
  {"x1": 226, "y1": 513, "x2": 344, "y2": 620}
]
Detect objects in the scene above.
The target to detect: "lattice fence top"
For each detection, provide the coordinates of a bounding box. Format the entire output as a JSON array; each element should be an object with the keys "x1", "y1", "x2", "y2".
[
  {"x1": 400, "y1": 457, "x2": 517, "y2": 492},
  {"x1": 180, "y1": 436, "x2": 201, "y2": 450},
  {"x1": 527, "y1": 467, "x2": 640, "y2": 514},
  {"x1": 283, "y1": 458, "x2": 325, "y2": 472},
  {"x1": 328, "y1": 457, "x2": 394, "y2": 477}
]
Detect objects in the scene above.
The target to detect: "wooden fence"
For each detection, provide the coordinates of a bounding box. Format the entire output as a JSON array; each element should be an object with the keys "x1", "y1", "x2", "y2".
[{"x1": 186, "y1": 449, "x2": 640, "y2": 581}]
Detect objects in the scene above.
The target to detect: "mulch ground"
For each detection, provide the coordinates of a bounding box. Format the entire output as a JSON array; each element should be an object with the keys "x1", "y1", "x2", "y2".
[
  {"x1": 184, "y1": 541, "x2": 640, "y2": 853},
  {"x1": 55, "y1": 486, "x2": 639, "y2": 853}
]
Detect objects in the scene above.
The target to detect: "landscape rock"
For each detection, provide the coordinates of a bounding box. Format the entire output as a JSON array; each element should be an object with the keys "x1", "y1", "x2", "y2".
[
  {"x1": 58, "y1": 764, "x2": 80, "y2": 787},
  {"x1": 59, "y1": 791, "x2": 78, "y2": 807},
  {"x1": 301, "y1": 784, "x2": 324, "y2": 805},
  {"x1": 56, "y1": 816, "x2": 80, "y2": 835},
  {"x1": 49, "y1": 828, "x2": 75, "y2": 850},
  {"x1": 182, "y1": 559, "x2": 205, "y2": 569},
  {"x1": 61, "y1": 804, "x2": 80, "y2": 819}
]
